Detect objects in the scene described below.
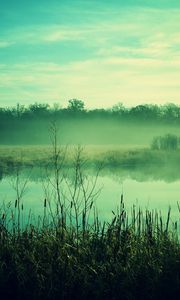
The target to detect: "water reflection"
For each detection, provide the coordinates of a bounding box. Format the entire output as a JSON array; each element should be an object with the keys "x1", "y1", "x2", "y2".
[{"x1": 0, "y1": 166, "x2": 180, "y2": 224}]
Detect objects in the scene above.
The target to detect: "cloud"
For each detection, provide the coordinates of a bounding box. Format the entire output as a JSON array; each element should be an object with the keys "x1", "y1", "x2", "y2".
[
  {"x1": 1, "y1": 5, "x2": 179, "y2": 73},
  {"x1": 0, "y1": 54, "x2": 180, "y2": 108},
  {"x1": 0, "y1": 40, "x2": 13, "y2": 48},
  {"x1": 0, "y1": 4, "x2": 179, "y2": 107}
]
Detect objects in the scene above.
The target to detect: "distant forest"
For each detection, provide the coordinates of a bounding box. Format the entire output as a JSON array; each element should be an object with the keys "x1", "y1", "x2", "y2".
[
  {"x1": 1, "y1": 100, "x2": 180, "y2": 145},
  {"x1": 0, "y1": 99, "x2": 180, "y2": 123}
]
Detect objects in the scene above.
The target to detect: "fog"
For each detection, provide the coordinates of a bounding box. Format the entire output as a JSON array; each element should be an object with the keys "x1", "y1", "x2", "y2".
[{"x1": 1, "y1": 117, "x2": 180, "y2": 146}]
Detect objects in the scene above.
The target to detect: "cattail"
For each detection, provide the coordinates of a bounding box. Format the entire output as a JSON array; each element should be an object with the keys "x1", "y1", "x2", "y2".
[
  {"x1": 82, "y1": 210, "x2": 85, "y2": 229},
  {"x1": 21, "y1": 204, "x2": 24, "y2": 211},
  {"x1": 15, "y1": 199, "x2": 18, "y2": 208},
  {"x1": 61, "y1": 204, "x2": 63, "y2": 215},
  {"x1": 44, "y1": 198, "x2": 47, "y2": 208},
  {"x1": 2, "y1": 213, "x2": 5, "y2": 220},
  {"x1": 121, "y1": 193, "x2": 123, "y2": 203},
  {"x1": 165, "y1": 207, "x2": 171, "y2": 232},
  {"x1": 174, "y1": 221, "x2": 177, "y2": 230},
  {"x1": 177, "y1": 201, "x2": 180, "y2": 213}
]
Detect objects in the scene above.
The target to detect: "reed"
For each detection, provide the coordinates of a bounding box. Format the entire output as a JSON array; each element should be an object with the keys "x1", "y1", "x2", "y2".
[{"x1": 0, "y1": 187, "x2": 179, "y2": 300}]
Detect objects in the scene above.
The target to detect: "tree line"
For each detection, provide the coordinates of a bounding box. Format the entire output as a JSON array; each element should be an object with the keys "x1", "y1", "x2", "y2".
[{"x1": 0, "y1": 99, "x2": 180, "y2": 123}]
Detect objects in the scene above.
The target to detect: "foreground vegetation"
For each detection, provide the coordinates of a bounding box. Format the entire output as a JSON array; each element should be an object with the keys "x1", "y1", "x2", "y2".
[{"x1": 0, "y1": 198, "x2": 179, "y2": 300}]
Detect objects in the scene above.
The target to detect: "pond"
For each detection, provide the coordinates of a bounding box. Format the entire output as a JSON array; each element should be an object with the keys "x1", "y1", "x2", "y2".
[{"x1": 0, "y1": 166, "x2": 180, "y2": 227}]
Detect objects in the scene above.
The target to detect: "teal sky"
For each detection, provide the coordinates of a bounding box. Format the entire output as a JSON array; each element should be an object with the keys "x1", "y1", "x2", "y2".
[{"x1": 0, "y1": 0, "x2": 180, "y2": 108}]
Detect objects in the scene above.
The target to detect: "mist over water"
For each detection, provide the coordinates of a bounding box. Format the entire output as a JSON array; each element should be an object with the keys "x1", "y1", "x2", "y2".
[
  {"x1": 1, "y1": 118, "x2": 180, "y2": 146},
  {"x1": 0, "y1": 103, "x2": 180, "y2": 225},
  {"x1": 0, "y1": 164, "x2": 180, "y2": 225}
]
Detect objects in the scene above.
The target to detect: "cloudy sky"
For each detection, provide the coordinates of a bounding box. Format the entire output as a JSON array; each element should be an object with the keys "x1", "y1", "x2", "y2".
[{"x1": 0, "y1": 0, "x2": 180, "y2": 108}]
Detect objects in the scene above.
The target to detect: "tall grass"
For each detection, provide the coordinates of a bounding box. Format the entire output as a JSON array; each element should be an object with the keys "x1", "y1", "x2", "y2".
[
  {"x1": 0, "y1": 195, "x2": 179, "y2": 300},
  {"x1": 1, "y1": 145, "x2": 180, "y2": 172}
]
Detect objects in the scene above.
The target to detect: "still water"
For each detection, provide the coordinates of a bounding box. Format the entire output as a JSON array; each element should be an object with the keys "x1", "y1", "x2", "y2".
[{"x1": 0, "y1": 167, "x2": 180, "y2": 224}]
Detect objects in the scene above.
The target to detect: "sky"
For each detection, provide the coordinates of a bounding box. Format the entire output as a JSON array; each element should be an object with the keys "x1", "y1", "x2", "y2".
[{"x1": 0, "y1": 0, "x2": 180, "y2": 108}]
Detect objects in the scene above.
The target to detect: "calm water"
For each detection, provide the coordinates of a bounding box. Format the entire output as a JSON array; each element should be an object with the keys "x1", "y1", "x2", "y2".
[{"x1": 0, "y1": 167, "x2": 180, "y2": 224}]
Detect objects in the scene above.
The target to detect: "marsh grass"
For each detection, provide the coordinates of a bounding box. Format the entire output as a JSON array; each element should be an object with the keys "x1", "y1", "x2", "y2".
[
  {"x1": 0, "y1": 196, "x2": 179, "y2": 300},
  {"x1": 1, "y1": 145, "x2": 180, "y2": 175}
]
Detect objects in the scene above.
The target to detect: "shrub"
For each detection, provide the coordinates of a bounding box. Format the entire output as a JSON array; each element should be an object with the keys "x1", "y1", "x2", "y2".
[{"x1": 151, "y1": 134, "x2": 178, "y2": 150}]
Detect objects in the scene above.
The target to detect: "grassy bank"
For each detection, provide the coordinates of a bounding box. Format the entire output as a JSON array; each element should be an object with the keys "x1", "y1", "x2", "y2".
[
  {"x1": 1, "y1": 145, "x2": 180, "y2": 184},
  {"x1": 1, "y1": 144, "x2": 180, "y2": 172}
]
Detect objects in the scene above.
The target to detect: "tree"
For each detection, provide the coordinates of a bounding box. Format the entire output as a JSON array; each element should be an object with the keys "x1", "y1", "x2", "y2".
[
  {"x1": 28, "y1": 103, "x2": 50, "y2": 117},
  {"x1": 161, "y1": 103, "x2": 180, "y2": 121},
  {"x1": 67, "y1": 99, "x2": 85, "y2": 112},
  {"x1": 13, "y1": 103, "x2": 25, "y2": 118},
  {"x1": 111, "y1": 102, "x2": 126, "y2": 115}
]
